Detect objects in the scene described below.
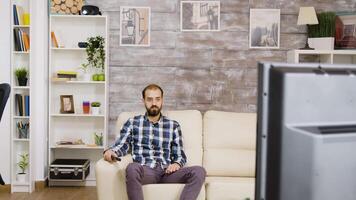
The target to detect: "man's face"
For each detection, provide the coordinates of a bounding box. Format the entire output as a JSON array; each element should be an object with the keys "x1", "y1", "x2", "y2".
[{"x1": 143, "y1": 89, "x2": 163, "y2": 117}]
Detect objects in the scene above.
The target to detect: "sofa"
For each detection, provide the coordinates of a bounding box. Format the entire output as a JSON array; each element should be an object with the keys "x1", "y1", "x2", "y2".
[{"x1": 95, "y1": 110, "x2": 256, "y2": 200}]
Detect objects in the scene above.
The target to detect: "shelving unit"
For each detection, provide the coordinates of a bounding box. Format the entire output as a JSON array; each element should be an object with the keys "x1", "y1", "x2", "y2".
[
  {"x1": 48, "y1": 14, "x2": 108, "y2": 186},
  {"x1": 287, "y1": 50, "x2": 356, "y2": 64},
  {"x1": 10, "y1": 0, "x2": 34, "y2": 193}
]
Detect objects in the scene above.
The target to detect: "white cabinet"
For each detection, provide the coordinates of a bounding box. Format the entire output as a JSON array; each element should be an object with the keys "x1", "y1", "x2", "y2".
[
  {"x1": 11, "y1": 0, "x2": 34, "y2": 193},
  {"x1": 287, "y1": 50, "x2": 356, "y2": 64},
  {"x1": 48, "y1": 15, "x2": 108, "y2": 186}
]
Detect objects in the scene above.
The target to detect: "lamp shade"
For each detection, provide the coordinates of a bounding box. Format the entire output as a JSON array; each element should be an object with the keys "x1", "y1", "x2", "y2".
[{"x1": 297, "y1": 7, "x2": 319, "y2": 25}]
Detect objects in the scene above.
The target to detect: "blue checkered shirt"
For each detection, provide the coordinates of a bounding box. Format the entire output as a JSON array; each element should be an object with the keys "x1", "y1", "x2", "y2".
[{"x1": 110, "y1": 113, "x2": 187, "y2": 169}]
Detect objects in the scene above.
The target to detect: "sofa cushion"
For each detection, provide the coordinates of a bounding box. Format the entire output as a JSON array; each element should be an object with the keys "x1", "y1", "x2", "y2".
[
  {"x1": 205, "y1": 177, "x2": 255, "y2": 200},
  {"x1": 143, "y1": 184, "x2": 205, "y2": 200},
  {"x1": 116, "y1": 110, "x2": 203, "y2": 166},
  {"x1": 203, "y1": 111, "x2": 256, "y2": 177}
]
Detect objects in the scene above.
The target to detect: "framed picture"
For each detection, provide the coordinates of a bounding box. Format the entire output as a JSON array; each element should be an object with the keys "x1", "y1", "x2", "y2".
[
  {"x1": 181, "y1": 1, "x2": 220, "y2": 31},
  {"x1": 249, "y1": 9, "x2": 280, "y2": 49},
  {"x1": 335, "y1": 12, "x2": 356, "y2": 49},
  {"x1": 60, "y1": 95, "x2": 74, "y2": 114},
  {"x1": 120, "y1": 6, "x2": 151, "y2": 46}
]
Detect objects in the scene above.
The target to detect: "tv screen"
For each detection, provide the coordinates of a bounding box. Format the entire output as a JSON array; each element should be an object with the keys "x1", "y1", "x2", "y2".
[{"x1": 255, "y1": 63, "x2": 356, "y2": 200}]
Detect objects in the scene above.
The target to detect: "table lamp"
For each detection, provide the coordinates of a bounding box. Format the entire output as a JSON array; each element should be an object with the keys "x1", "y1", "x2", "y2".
[{"x1": 297, "y1": 7, "x2": 319, "y2": 49}]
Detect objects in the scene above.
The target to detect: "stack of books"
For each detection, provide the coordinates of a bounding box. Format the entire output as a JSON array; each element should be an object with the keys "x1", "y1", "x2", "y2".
[
  {"x1": 15, "y1": 94, "x2": 30, "y2": 116},
  {"x1": 13, "y1": 29, "x2": 30, "y2": 51}
]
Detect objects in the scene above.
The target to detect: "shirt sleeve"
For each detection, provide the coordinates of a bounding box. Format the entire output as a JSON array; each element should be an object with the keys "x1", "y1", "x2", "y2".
[
  {"x1": 171, "y1": 122, "x2": 187, "y2": 167},
  {"x1": 108, "y1": 118, "x2": 133, "y2": 157}
]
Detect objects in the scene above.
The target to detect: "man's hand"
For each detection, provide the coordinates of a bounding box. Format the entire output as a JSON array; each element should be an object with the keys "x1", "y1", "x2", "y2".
[
  {"x1": 165, "y1": 163, "x2": 181, "y2": 174},
  {"x1": 103, "y1": 149, "x2": 119, "y2": 163}
]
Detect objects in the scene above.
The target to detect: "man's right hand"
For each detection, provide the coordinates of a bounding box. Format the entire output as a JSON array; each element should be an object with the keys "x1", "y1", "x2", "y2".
[{"x1": 103, "y1": 149, "x2": 119, "y2": 163}]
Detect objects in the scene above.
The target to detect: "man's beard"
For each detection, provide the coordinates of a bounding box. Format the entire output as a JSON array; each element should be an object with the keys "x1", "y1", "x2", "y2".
[{"x1": 146, "y1": 105, "x2": 161, "y2": 117}]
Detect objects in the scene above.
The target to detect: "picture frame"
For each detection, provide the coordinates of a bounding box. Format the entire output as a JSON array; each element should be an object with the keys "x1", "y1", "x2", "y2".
[
  {"x1": 60, "y1": 95, "x2": 74, "y2": 114},
  {"x1": 120, "y1": 6, "x2": 151, "y2": 47},
  {"x1": 249, "y1": 9, "x2": 280, "y2": 49},
  {"x1": 335, "y1": 12, "x2": 356, "y2": 49},
  {"x1": 181, "y1": 1, "x2": 220, "y2": 32}
]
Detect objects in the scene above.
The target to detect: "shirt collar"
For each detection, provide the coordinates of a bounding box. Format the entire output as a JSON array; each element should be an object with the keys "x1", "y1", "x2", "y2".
[{"x1": 144, "y1": 112, "x2": 164, "y2": 124}]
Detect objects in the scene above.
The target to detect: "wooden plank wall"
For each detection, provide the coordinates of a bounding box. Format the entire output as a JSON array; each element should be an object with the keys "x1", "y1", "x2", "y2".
[{"x1": 85, "y1": 0, "x2": 356, "y2": 140}]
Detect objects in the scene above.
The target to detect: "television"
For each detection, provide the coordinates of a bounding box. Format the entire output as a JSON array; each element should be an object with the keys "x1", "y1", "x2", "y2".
[{"x1": 255, "y1": 62, "x2": 356, "y2": 200}]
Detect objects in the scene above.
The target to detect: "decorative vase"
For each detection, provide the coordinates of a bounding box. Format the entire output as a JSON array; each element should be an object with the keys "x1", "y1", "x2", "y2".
[
  {"x1": 92, "y1": 74, "x2": 99, "y2": 81},
  {"x1": 16, "y1": 173, "x2": 27, "y2": 183},
  {"x1": 18, "y1": 78, "x2": 28, "y2": 86},
  {"x1": 83, "y1": 101, "x2": 90, "y2": 114},
  {"x1": 91, "y1": 107, "x2": 100, "y2": 115},
  {"x1": 308, "y1": 37, "x2": 335, "y2": 50},
  {"x1": 98, "y1": 74, "x2": 105, "y2": 81},
  {"x1": 82, "y1": 73, "x2": 92, "y2": 81},
  {"x1": 18, "y1": 128, "x2": 28, "y2": 139}
]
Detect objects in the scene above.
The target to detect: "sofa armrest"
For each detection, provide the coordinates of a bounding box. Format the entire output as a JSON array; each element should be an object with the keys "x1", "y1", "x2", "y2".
[{"x1": 95, "y1": 155, "x2": 133, "y2": 200}]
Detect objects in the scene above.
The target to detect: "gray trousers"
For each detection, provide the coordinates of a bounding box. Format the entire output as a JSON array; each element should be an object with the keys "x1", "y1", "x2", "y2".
[{"x1": 126, "y1": 162, "x2": 206, "y2": 200}]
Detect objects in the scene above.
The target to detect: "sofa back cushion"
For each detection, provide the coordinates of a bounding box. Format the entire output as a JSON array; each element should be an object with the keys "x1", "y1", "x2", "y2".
[
  {"x1": 203, "y1": 110, "x2": 256, "y2": 177},
  {"x1": 116, "y1": 110, "x2": 203, "y2": 166}
]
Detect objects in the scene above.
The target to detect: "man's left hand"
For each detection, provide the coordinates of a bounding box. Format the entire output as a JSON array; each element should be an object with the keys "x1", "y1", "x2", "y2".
[{"x1": 165, "y1": 163, "x2": 181, "y2": 174}]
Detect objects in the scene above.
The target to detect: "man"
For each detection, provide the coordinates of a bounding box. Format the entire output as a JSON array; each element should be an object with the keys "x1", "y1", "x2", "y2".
[{"x1": 104, "y1": 84, "x2": 206, "y2": 200}]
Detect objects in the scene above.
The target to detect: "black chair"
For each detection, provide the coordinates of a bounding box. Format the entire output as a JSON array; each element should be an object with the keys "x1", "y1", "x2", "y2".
[{"x1": 0, "y1": 83, "x2": 11, "y2": 185}]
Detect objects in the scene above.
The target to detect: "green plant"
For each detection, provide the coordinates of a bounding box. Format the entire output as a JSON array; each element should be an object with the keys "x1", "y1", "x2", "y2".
[
  {"x1": 15, "y1": 67, "x2": 28, "y2": 79},
  {"x1": 17, "y1": 153, "x2": 29, "y2": 174},
  {"x1": 94, "y1": 132, "x2": 103, "y2": 146},
  {"x1": 308, "y1": 12, "x2": 336, "y2": 38},
  {"x1": 84, "y1": 36, "x2": 105, "y2": 72},
  {"x1": 91, "y1": 102, "x2": 101, "y2": 107}
]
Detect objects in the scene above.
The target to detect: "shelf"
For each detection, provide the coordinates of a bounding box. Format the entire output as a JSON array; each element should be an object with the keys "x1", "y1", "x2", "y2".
[
  {"x1": 13, "y1": 86, "x2": 30, "y2": 89},
  {"x1": 290, "y1": 49, "x2": 356, "y2": 55},
  {"x1": 52, "y1": 80, "x2": 105, "y2": 84},
  {"x1": 12, "y1": 182, "x2": 30, "y2": 186},
  {"x1": 51, "y1": 48, "x2": 86, "y2": 51},
  {"x1": 13, "y1": 139, "x2": 30, "y2": 142},
  {"x1": 13, "y1": 25, "x2": 30, "y2": 28},
  {"x1": 50, "y1": 15, "x2": 107, "y2": 19},
  {"x1": 51, "y1": 145, "x2": 105, "y2": 149},
  {"x1": 13, "y1": 51, "x2": 30, "y2": 54},
  {"x1": 50, "y1": 114, "x2": 105, "y2": 117},
  {"x1": 13, "y1": 116, "x2": 30, "y2": 119}
]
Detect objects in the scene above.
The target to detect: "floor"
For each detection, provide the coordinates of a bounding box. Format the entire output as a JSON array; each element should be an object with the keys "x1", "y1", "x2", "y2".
[{"x1": 0, "y1": 187, "x2": 97, "y2": 200}]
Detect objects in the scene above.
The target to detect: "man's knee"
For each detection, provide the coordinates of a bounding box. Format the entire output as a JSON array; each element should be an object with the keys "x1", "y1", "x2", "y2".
[
  {"x1": 190, "y1": 166, "x2": 206, "y2": 181},
  {"x1": 126, "y1": 162, "x2": 143, "y2": 180}
]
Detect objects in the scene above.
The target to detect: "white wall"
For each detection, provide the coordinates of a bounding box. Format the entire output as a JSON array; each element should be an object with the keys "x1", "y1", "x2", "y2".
[
  {"x1": 0, "y1": 0, "x2": 12, "y2": 184},
  {"x1": 0, "y1": 0, "x2": 48, "y2": 184}
]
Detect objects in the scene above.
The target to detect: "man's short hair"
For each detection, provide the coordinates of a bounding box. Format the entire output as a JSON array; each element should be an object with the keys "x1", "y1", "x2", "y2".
[{"x1": 142, "y1": 84, "x2": 164, "y2": 99}]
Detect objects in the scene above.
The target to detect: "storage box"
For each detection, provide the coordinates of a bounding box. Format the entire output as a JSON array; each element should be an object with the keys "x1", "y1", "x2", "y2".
[{"x1": 49, "y1": 159, "x2": 90, "y2": 181}]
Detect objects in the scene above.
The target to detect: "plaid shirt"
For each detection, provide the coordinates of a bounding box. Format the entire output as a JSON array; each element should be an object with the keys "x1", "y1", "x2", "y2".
[{"x1": 110, "y1": 113, "x2": 187, "y2": 169}]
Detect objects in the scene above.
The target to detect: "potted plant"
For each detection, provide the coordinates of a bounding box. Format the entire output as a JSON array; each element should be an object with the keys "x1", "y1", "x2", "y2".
[
  {"x1": 308, "y1": 12, "x2": 336, "y2": 50},
  {"x1": 80, "y1": 63, "x2": 92, "y2": 81},
  {"x1": 91, "y1": 102, "x2": 101, "y2": 115},
  {"x1": 15, "y1": 67, "x2": 28, "y2": 86},
  {"x1": 94, "y1": 132, "x2": 103, "y2": 146},
  {"x1": 17, "y1": 152, "x2": 29, "y2": 182},
  {"x1": 83, "y1": 36, "x2": 105, "y2": 81}
]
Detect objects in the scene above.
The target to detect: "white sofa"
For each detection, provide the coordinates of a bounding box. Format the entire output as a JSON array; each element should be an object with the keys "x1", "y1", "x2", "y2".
[{"x1": 95, "y1": 110, "x2": 256, "y2": 200}]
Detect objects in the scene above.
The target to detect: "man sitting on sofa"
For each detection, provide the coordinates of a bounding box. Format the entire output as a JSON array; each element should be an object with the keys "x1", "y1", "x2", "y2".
[{"x1": 103, "y1": 84, "x2": 206, "y2": 200}]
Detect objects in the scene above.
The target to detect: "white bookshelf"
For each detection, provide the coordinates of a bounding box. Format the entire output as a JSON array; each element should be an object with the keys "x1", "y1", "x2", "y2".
[
  {"x1": 48, "y1": 15, "x2": 108, "y2": 186},
  {"x1": 287, "y1": 50, "x2": 356, "y2": 64},
  {"x1": 10, "y1": 0, "x2": 34, "y2": 193}
]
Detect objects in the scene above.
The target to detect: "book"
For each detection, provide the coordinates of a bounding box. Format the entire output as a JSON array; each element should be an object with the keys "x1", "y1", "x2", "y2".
[
  {"x1": 51, "y1": 32, "x2": 59, "y2": 48},
  {"x1": 21, "y1": 30, "x2": 26, "y2": 51},
  {"x1": 17, "y1": 29, "x2": 24, "y2": 51},
  {"x1": 22, "y1": 95, "x2": 25, "y2": 116},
  {"x1": 15, "y1": 94, "x2": 23, "y2": 116},
  {"x1": 16, "y1": 5, "x2": 24, "y2": 25},
  {"x1": 13, "y1": 29, "x2": 20, "y2": 51},
  {"x1": 25, "y1": 95, "x2": 30, "y2": 116},
  {"x1": 23, "y1": 32, "x2": 30, "y2": 51},
  {"x1": 13, "y1": 5, "x2": 19, "y2": 25}
]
